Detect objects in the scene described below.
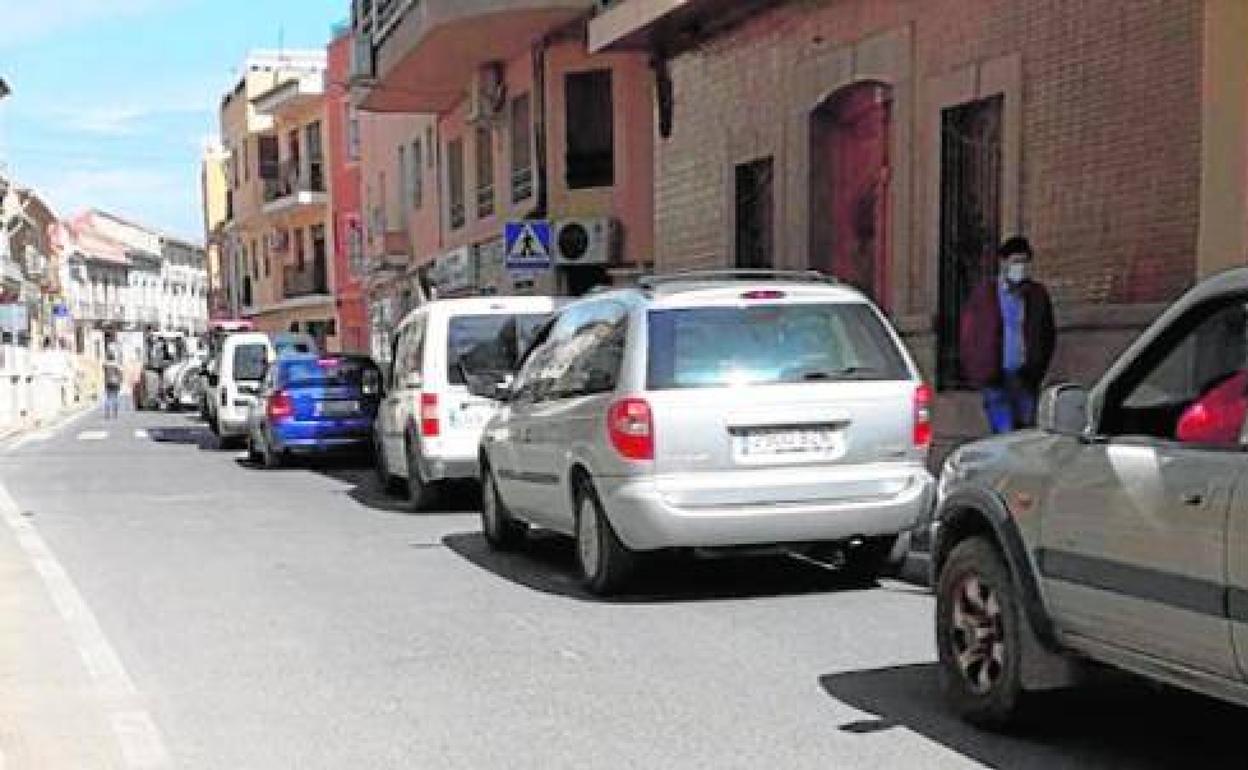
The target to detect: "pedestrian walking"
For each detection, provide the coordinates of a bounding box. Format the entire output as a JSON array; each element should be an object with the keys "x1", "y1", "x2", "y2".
[
  {"x1": 102, "y1": 354, "x2": 123, "y2": 419},
  {"x1": 959, "y1": 236, "x2": 1056, "y2": 433}
]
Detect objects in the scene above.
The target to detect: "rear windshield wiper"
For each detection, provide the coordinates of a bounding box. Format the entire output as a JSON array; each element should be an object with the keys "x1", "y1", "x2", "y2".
[{"x1": 797, "y1": 366, "x2": 879, "y2": 381}]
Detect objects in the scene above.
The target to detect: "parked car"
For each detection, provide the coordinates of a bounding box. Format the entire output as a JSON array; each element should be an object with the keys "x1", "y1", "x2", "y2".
[
  {"x1": 931, "y1": 266, "x2": 1248, "y2": 729},
  {"x1": 272, "y1": 331, "x2": 319, "y2": 357},
  {"x1": 134, "y1": 332, "x2": 188, "y2": 410},
  {"x1": 200, "y1": 354, "x2": 219, "y2": 423},
  {"x1": 467, "y1": 270, "x2": 935, "y2": 595},
  {"x1": 170, "y1": 351, "x2": 208, "y2": 411},
  {"x1": 373, "y1": 296, "x2": 563, "y2": 510},
  {"x1": 206, "y1": 331, "x2": 274, "y2": 445},
  {"x1": 245, "y1": 354, "x2": 383, "y2": 468}
]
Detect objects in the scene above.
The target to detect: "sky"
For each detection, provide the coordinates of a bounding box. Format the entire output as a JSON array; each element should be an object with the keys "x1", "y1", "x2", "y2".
[{"x1": 0, "y1": 0, "x2": 345, "y2": 243}]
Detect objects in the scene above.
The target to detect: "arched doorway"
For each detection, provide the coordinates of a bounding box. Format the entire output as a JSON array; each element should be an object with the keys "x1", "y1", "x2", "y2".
[{"x1": 809, "y1": 81, "x2": 893, "y2": 308}]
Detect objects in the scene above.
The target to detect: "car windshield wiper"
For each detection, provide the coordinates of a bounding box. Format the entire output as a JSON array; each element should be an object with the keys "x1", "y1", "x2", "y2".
[{"x1": 797, "y1": 366, "x2": 879, "y2": 381}]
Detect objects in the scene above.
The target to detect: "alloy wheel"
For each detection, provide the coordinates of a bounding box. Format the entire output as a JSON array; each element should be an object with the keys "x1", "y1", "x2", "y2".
[
  {"x1": 577, "y1": 495, "x2": 601, "y2": 579},
  {"x1": 949, "y1": 573, "x2": 1006, "y2": 694}
]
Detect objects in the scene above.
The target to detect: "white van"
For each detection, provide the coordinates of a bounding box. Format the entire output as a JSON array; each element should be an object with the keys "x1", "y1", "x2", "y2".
[
  {"x1": 208, "y1": 332, "x2": 275, "y2": 443},
  {"x1": 374, "y1": 296, "x2": 562, "y2": 510}
]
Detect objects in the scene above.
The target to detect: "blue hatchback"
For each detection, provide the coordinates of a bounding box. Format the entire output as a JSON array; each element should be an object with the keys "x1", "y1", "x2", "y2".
[{"x1": 246, "y1": 354, "x2": 383, "y2": 467}]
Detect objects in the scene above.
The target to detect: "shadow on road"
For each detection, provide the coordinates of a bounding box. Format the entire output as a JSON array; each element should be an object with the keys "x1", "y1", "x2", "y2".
[
  {"x1": 304, "y1": 458, "x2": 480, "y2": 515},
  {"x1": 145, "y1": 424, "x2": 221, "y2": 450},
  {"x1": 442, "y1": 531, "x2": 877, "y2": 603},
  {"x1": 818, "y1": 663, "x2": 1244, "y2": 769}
]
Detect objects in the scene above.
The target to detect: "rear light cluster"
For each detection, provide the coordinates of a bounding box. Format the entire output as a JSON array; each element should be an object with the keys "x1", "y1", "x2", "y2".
[
  {"x1": 420, "y1": 393, "x2": 440, "y2": 437},
  {"x1": 267, "y1": 390, "x2": 294, "y2": 421},
  {"x1": 914, "y1": 383, "x2": 933, "y2": 449},
  {"x1": 607, "y1": 398, "x2": 654, "y2": 460}
]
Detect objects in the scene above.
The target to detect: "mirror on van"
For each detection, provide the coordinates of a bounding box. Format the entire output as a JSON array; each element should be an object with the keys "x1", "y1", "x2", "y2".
[{"x1": 207, "y1": 373, "x2": 219, "y2": 388}]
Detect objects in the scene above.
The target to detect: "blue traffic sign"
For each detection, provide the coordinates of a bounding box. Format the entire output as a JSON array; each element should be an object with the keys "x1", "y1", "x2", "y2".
[{"x1": 504, "y1": 220, "x2": 553, "y2": 272}]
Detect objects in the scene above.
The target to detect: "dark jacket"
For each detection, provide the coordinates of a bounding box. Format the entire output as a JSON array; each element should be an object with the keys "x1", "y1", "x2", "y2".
[{"x1": 959, "y1": 278, "x2": 1055, "y2": 389}]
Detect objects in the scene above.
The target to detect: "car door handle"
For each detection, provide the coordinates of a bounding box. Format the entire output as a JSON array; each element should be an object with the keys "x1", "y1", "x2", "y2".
[{"x1": 1180, "y1": 491, "x2": 1204, "y2": 506}]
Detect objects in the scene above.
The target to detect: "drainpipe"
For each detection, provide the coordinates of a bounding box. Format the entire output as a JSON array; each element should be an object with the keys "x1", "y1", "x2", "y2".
[{"x1": 533, "y1": 40, "x2": 549, "y2": 221}]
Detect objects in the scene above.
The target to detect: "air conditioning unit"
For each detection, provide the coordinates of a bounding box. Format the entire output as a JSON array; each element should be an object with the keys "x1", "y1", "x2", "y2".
[
  {"x1": 553, "y1": 218, "x2": 619, "y2": 267},
  {"x1": 466, "y1": 61, "x2": 506, "y2": 124}
]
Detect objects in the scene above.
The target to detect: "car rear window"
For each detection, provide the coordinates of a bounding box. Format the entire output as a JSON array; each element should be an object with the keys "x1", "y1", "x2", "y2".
[
  {"x1": 232, "y1": 344, "x2": 268, "y2": 382},
  {"x1": 646, "y1": 303, "x2": 909, "y2": 390},
  {"x1": 447, "y1": 313, "x2": 550, "y2": 385},
  {"x1": 280, "y1": 358, "x2": 381, "y2": 393}
]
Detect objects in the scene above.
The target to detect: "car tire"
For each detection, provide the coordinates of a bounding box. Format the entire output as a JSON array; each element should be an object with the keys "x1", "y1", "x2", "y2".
[
  {"x1": 405, "y1": 439, "x2": 439, "y2": 511},
  {"x1": 936, "y1": 536, "x2": 1031, "y2": 730},
  {"x1": 259, "y1": 430, "x2": 284, "y2": 469},
  {"x1": 246, "y1": 435, "x2": 262, "y2": 464},
  {"x1": 373, "y1": 433, "x2": 405, "y2": 496},
  {"x1": 480, "y1": 462, "x2": 526, "y2": 550},
  {"x1": 840, "y1": 535, "x2": 898, "y2": 585},
  {"x1": 574, "y1": 476, "x2": 636, "y2": 596}
]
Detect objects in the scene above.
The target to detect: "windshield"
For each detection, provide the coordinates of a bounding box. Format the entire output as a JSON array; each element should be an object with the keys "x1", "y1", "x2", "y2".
[
  {"x1": 232, "y1": 344, "x2": 268, "y2": 382},
  {"x1": 279, "y1": 357, "x2": 381, "y2": 394},
  {"x1": 646, "y1": 303, "x2": 908, "y2": 390},
  {"x1": 447, "y1": 313, "x2": 550, "y2": 384}
]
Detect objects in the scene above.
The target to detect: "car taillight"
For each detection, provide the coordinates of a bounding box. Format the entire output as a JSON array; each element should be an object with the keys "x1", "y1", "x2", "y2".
[
  {"x1": 914, "y1": 383, "x2": 933, "y2": 449},
  {"x1": 267, "y1": 390, "x2": 294, "y2": 421},
  {"x1": 420, "y1": 393, "x2": 439, "y2": 437},
  {"x1": 608, "y1": 398, "x2": 654, "y2": 461}
]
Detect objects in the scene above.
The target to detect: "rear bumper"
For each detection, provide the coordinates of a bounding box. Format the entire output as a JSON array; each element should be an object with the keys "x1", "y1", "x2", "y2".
[
  {"x1": 597, "y1": 471, "x2": 935, "y2": 552},
  {"x1": 217, "y1": 413, "x2": 250, "y2": 437},
  {"x1": 417, "y1": 453, "x2": 478, "y2": 482},
  {"x1": 271, "y1": 418, "x2": 373, "y2": 452},
  {"x1": 279, "y1": 437, "x2": 372, "y2": 454}
]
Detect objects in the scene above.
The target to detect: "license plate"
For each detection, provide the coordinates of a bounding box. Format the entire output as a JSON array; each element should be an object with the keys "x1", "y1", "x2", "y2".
[
  {"x1": 448, "y1": 404, "x2": 491, "y2": 430},
  {"x1": 739, "y1": 428, "x2": 842, "y2": 458},
  {"x1": 316, "y1": 400, "x2": 358, "y2": 417}
]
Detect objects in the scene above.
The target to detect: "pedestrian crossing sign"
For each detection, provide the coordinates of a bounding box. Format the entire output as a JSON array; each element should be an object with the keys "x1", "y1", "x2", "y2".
[{"x1": 504, "y1": 220, "x2": 553, "y2": 272}]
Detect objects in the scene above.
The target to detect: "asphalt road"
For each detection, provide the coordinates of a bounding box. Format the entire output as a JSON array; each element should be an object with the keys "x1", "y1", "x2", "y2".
[{"x1": 0, "y1": 406, "x2": 1243, "y2": 769}]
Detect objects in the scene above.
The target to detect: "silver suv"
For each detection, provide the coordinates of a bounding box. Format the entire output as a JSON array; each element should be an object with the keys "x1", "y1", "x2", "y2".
[{"x1": 469, "y1": 271, "x2": 935, "y2": 595}]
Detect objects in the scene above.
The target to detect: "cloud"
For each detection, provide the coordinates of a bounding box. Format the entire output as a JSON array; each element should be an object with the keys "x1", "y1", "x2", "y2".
[
  {"x1": 29, "y1": 167, "x2": 204, "y2": 242},
  {"x1": 0, "y1": 0, "x2": 177, "y2": 47}
]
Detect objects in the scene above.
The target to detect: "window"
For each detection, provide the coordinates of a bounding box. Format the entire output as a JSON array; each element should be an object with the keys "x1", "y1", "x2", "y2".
[
  {"x1": 475, "y1": 125, "x2": 495, "y2": 219},
  {"x1": 565, "y1": 70, "x2": 614, "y2": 188},
  {"x1": 311, "y1": 225, "x2": 328, "y2": 293},
  {"x1": 230, "y1": 150, "x2": 239, "y2": 190},
  {"x1": 258, "y1": 135, "x2": 279, "y2": 180},
  {"x1": 735, "y1": 157, "x2": 774, "y2": 269},
  {"x1": 250, "y1": 240, "x2": 258, "y2": 278},
  {"x1": 393, "y1": 317, "x2": 426, "y2": 387},
  {"x1": 646, "y1": 303, "x2": 908, "y2": 391},
  {"x1": 446, "y1": 313, "x2": 550, "y2": 384},
  {"x1": 243, "y1": 139, "x2": 250, "y2": 182},
  {"x1": 397, "y1": 144, "x2": 408, "y2": 225},
  {"x1": 306, "y1": 121, "x2": 324, "y2": 191},
  {"x1": 262, "y1": 237, "x2": 270, "y2": 277},
  {"x1": 1101, "y1": 298, "x2": 1248, "y2": 444},
  {"x1": 551, "y1": 302, "x2": 628, "y2": 398},
  {"x1": 447, "y1": 138, "x2": 466, "y2": 230},
  {"x1": 294, "y1": 227, "x2": 305, "y2": 271},
  {"x1": 426, "y1": 126, "x2": 435, "y2": 167},
  {"x1": 510, "y1": 93, "x2": 533, "y2": 202},
  {"x1": 410, "y1": 139, "x2": 422, "y2": 209},
  {"x1": 232, "y1": 343, "x2": 268, "y2": 382},
  {"x1": 345, "y1": 104, "x2": 360, "y2": 161}
]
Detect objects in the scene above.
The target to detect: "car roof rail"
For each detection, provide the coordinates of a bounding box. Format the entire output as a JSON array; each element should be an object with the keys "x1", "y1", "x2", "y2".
[{"x1": 636, "y1": 269, "x2": 838, "y2": 291}]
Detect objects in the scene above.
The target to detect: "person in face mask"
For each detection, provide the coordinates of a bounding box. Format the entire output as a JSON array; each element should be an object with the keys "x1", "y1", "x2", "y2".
[{"x1": 959, "y1": 236, "x2": 1056, "y2": 433}]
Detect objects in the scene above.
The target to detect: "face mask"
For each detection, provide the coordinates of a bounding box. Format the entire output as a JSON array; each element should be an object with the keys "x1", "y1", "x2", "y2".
[{"x1": 1005, "y1": 262, "x2": 1029, "y2": 284}]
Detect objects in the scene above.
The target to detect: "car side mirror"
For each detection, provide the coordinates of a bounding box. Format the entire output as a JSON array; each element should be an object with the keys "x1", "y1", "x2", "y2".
[
  {"x1": 1038, "y1": 383, "x2": 1088, "y2": 436},
  {"x1": 207, "y1": 373, "x2": 219, "y2": 388}
]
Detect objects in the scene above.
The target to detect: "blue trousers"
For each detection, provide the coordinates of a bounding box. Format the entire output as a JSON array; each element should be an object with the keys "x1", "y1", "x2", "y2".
[{"x1": 982, "y1": 377, "x2": 1037, "y2": 434}]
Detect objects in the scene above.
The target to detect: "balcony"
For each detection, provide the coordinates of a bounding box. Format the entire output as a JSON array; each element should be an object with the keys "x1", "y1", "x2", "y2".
[
  {"x1": 588, "y1": 0, "x2": 773, "y2": 54},
  {"x1": 252, "y1": 75, "x2": 325, "y2": 118},
  {"x1": 262, "y1": 160, "x2": 328, "y2": 216},
  {"x1": 283, "y1": 264, "x2": 330, "y2": 300},
  {"x1": 355, "y1": 0, "x2": 594, "y2": 113}
]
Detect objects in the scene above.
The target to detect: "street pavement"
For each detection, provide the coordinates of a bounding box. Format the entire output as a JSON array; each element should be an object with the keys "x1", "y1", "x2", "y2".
[{"x1": 0, "y1": 404, "x2": 1243, "y2": 769}]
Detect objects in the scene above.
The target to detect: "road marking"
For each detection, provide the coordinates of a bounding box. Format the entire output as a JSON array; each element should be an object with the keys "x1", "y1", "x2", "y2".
[
  {"x1": 10, "y1": 430, "x2": 52, "y2": 451},
  {"x1": 133, "y1": 429, "x2": 149, "y2": 440},
  {"x1": 77, "y1": 430, "x2": 108, "y2": 441},
  {"x1": 0, "y1": 483, "x2": 170, "y2": 768}
]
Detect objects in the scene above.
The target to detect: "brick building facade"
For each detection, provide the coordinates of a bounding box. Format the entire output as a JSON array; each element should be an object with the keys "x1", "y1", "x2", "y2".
[{"x1": 592, "y1": 0, "x2": 1247, "y2": 443}]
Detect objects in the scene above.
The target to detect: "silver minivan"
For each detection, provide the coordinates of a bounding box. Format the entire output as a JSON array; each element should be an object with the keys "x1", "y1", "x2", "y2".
[{"x1": 470, "y1": 271, "x2": 935, "y2": 595}]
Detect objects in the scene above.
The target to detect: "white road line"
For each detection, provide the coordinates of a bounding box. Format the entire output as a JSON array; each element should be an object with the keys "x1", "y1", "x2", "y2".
[
  {"x1": 77, "y1": 430, "x2": 108, "y2": 441},
  {"x1": 133, "y1": 429, "x2": 149, "y2": 440},
  {"x1": 0, "y1": 483, "x2": 171, "y2": 768},
  {"x1": 10, "y1": 430, "x2": 52, "y2": 451}
]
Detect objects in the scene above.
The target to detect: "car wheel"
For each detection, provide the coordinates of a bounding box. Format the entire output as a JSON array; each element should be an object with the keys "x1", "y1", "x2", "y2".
[
  {"x1": 574, "y1": 476, "x2": 635, "y2": 596},
  {"x1": 373, "y1": 433, "x2": 404, "y2": 496},
  {"x1": 260, "y1": 430, "x2": 283, "y2": 469},
  {"x1": 936, "y1": 536, "x2": 1031, "y2": 730},
  {"x1": 246, "y1": 434, "x2": 262, "y2": 464},
  {"x1": 481, "y1": 462, "x2": 526, "y2": 550},
  {"x1": 405, "y1": 440, "x2": 439, "y2": 511}
]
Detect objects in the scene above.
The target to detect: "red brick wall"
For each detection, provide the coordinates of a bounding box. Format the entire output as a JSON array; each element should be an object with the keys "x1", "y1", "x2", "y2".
[{"x1": 655, "y1": 0, "x2": 1203, "y2": 307}]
